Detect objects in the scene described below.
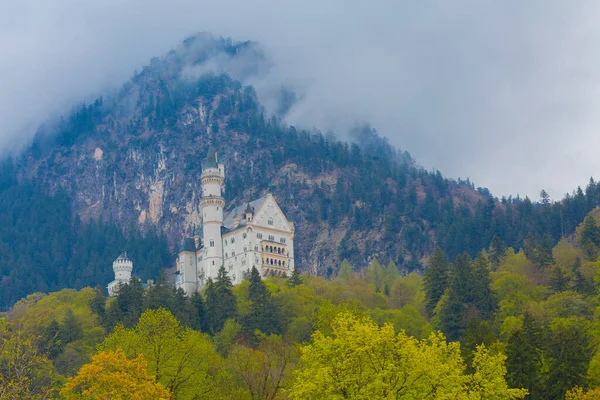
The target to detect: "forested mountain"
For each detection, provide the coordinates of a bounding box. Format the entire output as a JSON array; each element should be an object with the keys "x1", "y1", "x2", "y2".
[{"x1": 2, "y1": 33, "x2": 600, "y2": 308}]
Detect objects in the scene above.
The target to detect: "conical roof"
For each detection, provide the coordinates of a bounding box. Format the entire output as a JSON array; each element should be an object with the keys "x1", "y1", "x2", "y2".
[
  {"x1": 203, "y1": 147, "x2": 218, "y2": 169},
  {"x1": 116, "y1": 251, "x2": 130, "y2": 261},
  {"x1": 179, "y1": 237, "x2": 196, "y2": 252}
]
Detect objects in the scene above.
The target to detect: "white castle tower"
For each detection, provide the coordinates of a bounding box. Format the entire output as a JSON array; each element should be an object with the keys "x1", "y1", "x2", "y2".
[
  {"x1": 108, "y1": 252, "x2": 133, "y2": 296},
  {"x1": 176, "y1": 148, "x2": 295, "y2": 296},
  {"x1": 200, "y1": 148, "x2": 225, "y2": 278}
]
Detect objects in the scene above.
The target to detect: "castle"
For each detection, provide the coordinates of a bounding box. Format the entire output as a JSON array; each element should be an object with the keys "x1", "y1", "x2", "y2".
[
  {"x1": 175, "y1": 149, "x2": 295, "y2": 295},
  {"x1": 107, "y1": 252, "x2": 133, "y2": 296}
]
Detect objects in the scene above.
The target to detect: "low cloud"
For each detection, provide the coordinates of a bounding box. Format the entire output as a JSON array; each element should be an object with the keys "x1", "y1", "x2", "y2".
[{"x1": 2, "y1": 0, "x2": 600, "y2": 198}]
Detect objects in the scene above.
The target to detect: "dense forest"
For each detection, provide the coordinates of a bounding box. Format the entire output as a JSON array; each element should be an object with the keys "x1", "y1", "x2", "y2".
[
  {"x1": 6, "y1": 33, "x2": 600, "y2": 284},
  {"x1": 4, "y1": 207, "x2": 600, "y2": 398},
  {"x1": 5, "y1": 33, "x2": 600, "y2": 399},
  {"x1": 0, "y1": 160, "x2": 172, "y2": 309}
]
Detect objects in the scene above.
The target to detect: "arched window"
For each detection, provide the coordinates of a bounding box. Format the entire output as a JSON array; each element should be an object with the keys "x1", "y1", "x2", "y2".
[
  {"x1": 268, "y1": 218, "x2": 274, "y2": 226},
  {"x1": 231, "y1": 238, "x2": 235, "y2": 243},
  {"x1": 243, "y1": 233, "x2": 247, "y2": 239},
  {"x1": 210, "y1": 240, "x2": 214, "y2": 247},
  {"x1": 232, "y1": 250, "x2": 235, "y2": 256},
  {"x1": 224, "y1": 239, "x2": 228, "y2": 246},
  {"x1": 255, "y1": 246, "x2": 258, "y2": 251}
]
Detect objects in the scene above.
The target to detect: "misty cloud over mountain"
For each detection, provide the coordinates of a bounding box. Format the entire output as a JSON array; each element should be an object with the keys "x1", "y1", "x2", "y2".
[{"x1": 2, "y1": 0, "x2": 600, "y2": 198}]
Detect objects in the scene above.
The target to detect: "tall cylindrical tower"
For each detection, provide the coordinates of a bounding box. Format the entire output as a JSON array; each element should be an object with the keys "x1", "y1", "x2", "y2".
[
  {"x1": 200, "y1": 148, "x2": 225, "y2": 279},
  {"x1": 113, "y1": 252, "x2": 133, "y2": 282}
]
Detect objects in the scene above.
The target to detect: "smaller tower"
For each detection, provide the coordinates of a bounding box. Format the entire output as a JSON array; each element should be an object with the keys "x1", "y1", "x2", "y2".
[{"x1": 108, "y1": 252, "x2": 133, "y2": 296}]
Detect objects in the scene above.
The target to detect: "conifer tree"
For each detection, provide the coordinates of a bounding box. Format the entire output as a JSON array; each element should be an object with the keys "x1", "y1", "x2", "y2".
[
  {"x1": 581, "y1": 215, "x2": 600, "y2": 246},
  {"x1": 286, "y1": 266, "x2": 303, "y2": 288},
  {"x1": 423, "y1": 247, "x2": 450, "y2": 316},
  {"x1": 488, "y1": 235, "x2": 507, "y2": 269},
  {"x1": 471, "y1": 251, "x2": 497, "y2": 319},
  {"x1": 536, "y1": 234, "x2": 555, "y2": 269},
  {"x1": 385, "y1": 260, "x2": 400, "y2": 286},
  {"x1": 366, "y1": 258, "x2": 385, "y2": 291},
  {"x1": 41, "y1": 319, "x2": 64, "y2": 359},
  {"x1": 437, "y1": 253, "x2": 473, "y2": 341},
  {"x1": 547, "y1": 318, "x2": 593, "y2": 399},
  {"x1": 116, "y1": 278, "x2": 145, "y2": 328},
  {"x1": 337, "y1": 259, "x2": 354, "y2": 280},
  {"x1": 243, "y1": 266, "x2": 283, "y2": 340},
  {"x1": 60, "y1": 309, "x2": 83, "y2": 344},
  {"x1": 549, "y1": 267, "x2": 571, "y2": 293},
  {"x1": 505, "y1": 312, "x2": 544, "y2": 398},
  {"x1": 205, "y1": 266, "x2": 237, "y2": 334},
  {"x1": 89, "y1": 285, "x2": 106, "y2": 320},
  {"x1": 572, "y1": 258, "x2": 595, "y2": 295},
  {"x1": 190, "y1": 291, "x2": 208, "y2": 333},
  {"x1": 143, "y1": 270, "x2": 175, "y2": 312}
]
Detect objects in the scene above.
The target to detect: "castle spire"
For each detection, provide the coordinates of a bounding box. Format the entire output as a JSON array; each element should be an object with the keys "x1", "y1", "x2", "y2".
[{"x1": 204, "y1": 147, "x2": 218, "y2": 169}]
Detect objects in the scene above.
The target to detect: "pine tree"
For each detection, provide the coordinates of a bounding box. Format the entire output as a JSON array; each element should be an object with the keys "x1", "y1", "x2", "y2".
[
  {"x1": 143, "y1": 271, "x2": 175, "y2": 312},
  {"x1": 60, "y1": 309, "x2": 83, "y2": 344},
  {"x1": 536, "y1": 234, "x2": 555, "y2": 270},
  {"x1": 549, "y1": 267, "x2": 571, "y2": 293},
  {"x1": 581, "y1": 215, "x2": 600, "y2": 246},
  {"x1": 505, "y1": 312, "x2": 544, "y2": 398},
  {"x1": 471, "y1": 251, "x2": 497, "y2": 319},
  {"x1": 242, "y1": 266, "x2": 283, "y2": 340},
  {"x1": 205, "y1": 266, "x2": 237, "y2": 334},
  {"x1": 366, "y1": 258, "x2": 385, "y2": 291},
  {"x1": 41, "y1": 319, "x2": 64, "y2": 359},
  {"x1": 287, "y1": 266, "x2": 303, "y2": 288},
  {"x1": 546, "y1": 318, "x2": 593, "y2": 399},
  {"x1": 338, "y1": 259, "x2": 354, "y2": 280},
  {"x1": 190, "y1": 291, "x2": 208, "y2": 332},
  {"x1": 116, "y1": 278, "x2": 145, "y2": 328},
  {"x1": 437, "y1": 288, "x2": 464, "y2": 341},
  {"x1": 488, "y1": 235, "x2": 507, "y2": 269},
  {"x1": 89, "y1": 285, "x2": 106, "y2": 319},
  {"x1": 423, "y1": 247, "x2": 450, "y2": 316},
  {"x1": 572, "y1": 258, "x2": 595, "y2": 295}
]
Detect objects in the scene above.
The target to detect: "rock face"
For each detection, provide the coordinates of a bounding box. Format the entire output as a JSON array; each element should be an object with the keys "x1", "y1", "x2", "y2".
[{"x1": 16, "y1": 34, "x2": 486, "y2": 274}]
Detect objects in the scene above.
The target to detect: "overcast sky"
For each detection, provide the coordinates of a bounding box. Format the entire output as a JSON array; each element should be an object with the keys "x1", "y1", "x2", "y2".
[{"x1": 2, "y1": 1, "x2": 600, "y2": 199}]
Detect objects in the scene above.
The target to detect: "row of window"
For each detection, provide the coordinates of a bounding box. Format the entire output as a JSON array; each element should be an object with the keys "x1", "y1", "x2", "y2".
[
  {"x1": 264, "y1": 245, "x2": 287, "y2": 255},
  {"x1": 264, "y1": 258, "x2": 286, "y2": 268}
]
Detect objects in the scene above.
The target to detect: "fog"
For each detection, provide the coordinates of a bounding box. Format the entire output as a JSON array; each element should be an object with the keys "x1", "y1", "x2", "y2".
[{"x1": 2, "y1": 0, "x2": 600, "y2": 198}]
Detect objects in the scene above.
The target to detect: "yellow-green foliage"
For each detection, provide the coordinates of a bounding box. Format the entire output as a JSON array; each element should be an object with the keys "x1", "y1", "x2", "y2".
[
  {"x1": 101, "y1": 308, "x2": 232, "y2": 400},
  {"x1": 388, "y1": 272, "x2": 426, "y2": 314},
  {"x1": 288, "y1": 312, "x2": 527, "y2": 399},
  {"x1": 8, "y1": 288, "x2": 99, "y2": 335},
  {"x1": 61, "y1": 349, "x2": 171, "y2": 400},
  {"x1": 491, "y1": 271, "x2": 546, "y2": 322}
]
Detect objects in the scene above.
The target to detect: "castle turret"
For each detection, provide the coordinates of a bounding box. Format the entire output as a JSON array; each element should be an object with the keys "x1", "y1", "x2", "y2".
[
  {"x1": 108, "y1": 252, "x2": 133, "y2": 296},
  {"x1": 200, "y1": 148, "x2": 225, "y2": 279},
  {"x1": 177, "y1": 238, "x2": 198, "y2": 294}
]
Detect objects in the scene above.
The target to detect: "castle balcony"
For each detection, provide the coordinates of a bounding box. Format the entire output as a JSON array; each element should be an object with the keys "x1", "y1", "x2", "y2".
[
  {"x1": 260, "y1": 263, "x2": 289, "y2": 278},
  {"x1": 260, "y1": 240, "x2": 289, "y2": 256}
]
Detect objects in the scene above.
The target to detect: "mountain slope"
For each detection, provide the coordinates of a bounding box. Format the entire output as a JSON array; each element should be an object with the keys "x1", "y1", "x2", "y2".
[{"x1": 9, "y1": 33, "x2": 600, "y2": 278}]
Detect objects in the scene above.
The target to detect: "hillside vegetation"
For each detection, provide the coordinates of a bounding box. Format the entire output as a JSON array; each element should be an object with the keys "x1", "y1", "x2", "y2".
[
  {"x1": 4, "y1": 210, "x2": 600, "y2": 398},
  {"x1": 3, "y1": 34, "x2": 600, "y2": 309}
]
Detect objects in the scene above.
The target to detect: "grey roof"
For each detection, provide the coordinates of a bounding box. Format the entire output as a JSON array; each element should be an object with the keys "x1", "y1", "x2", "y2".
[
  {"x1": 116, "y1": 252, "x2": 130, "y2": 261},
  {"x1": 195, "y1": 227, "x2": 203, "y2": 238},
  {"x1": 179, "y1": 237, "x2": 196, "y2": 252},
  {"x1": 203, "y1": 148, "x2": 218, "y2": 169},
  {"x1": 223, "y1": 196, "x2": 268, "y2": 230}
]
